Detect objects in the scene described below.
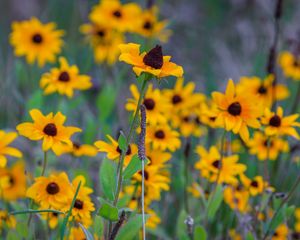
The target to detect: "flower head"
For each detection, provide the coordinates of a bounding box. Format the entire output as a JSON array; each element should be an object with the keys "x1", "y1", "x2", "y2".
[
  {"x1": 212, "y1": 79, "x2": 262, "y2": 142},
  {"x1": 10, "y1": 17, "x2": 64, "y2": 67},
  {"x1": 40, "y1": 57, "x2": 92, "y2": 98},
  {"x1": 261, "y1": 106, "x2": 300, "y2": 139},
  {"x1": 16, "y1": 109, "x2": 81, "y2": 155},
  {"x1": 119, "y1": 43, "x2": 183, "y2": 78},
  {"x1": 279, "y1": 51, "x2": 300, "y2": 80},
  {"x1": 0, "y1": 130, "x2": 22, "y2": 167}
]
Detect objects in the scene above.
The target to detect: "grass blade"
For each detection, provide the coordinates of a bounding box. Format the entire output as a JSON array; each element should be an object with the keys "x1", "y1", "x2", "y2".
[{"x1": 10, "y1": 209, "x2": 64, "y2": 215}]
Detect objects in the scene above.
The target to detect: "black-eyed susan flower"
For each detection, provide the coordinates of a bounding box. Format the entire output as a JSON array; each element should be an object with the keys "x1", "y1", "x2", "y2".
[
  {"x1": 55, "y1": 141, "x2": 98, "y2": 157},
  {"x1": 195, "y1": 145, "x2": 246, "y2": 185},
  {"x1": 0, "y1": 130, "x2": 22, "y2": 167},
  {"x1": 16, "y1": 109, "x2": 81, "y2": 155},
  {"x1": 199, "y1": 100, "x2": 222, "y2": 128},
  {"x1": 62, "y1": 176, "x2": 95, "y2": 228},
  {"x1": 295, "y1": 208, "x2": 300, "y2": 232},
  {"x1": 40, "y1": 210, "x2": 61, "y2": 229},
  {"x1": 223, "y1": 185, "x2": 250, "y2": 214},
  {"x1": 80, "y1": 23, "x2": 125, "y2": 65},
  {"x1": 26, "y1": 172, "x2": 73, "y2": 209},
  {"x1": 247, "y1": 131, "x2": 289, "y2": 161},
  {"x1": 261, "y1": 106, "x2": 300, "y2": 139},
  {"x1": 67, "y1": 227, "x2": 99, "y2": 240},
  {"x1": 279, "y1": 51, "x2": 300, "y2": 80},
  {"x1": 40, "y1": 57, "x2": 92, "y2": 98},
  {"x1": 272, "y1": 224, "x2": 289, "y2": 240},
  {"x1": 146, "y1": 144, "x2": 171, "y2": 166},
  {"x1": 236, "y1": 75, "x2": 289, "y2": 108},
  {"x1": 94, "y1": 134, "x2": 137, "y2": 166},
  {"x1": 121, "y1": 185, "x2": 152, "y2": 210},
  {"x1": 146, "y1": 124, "x2": 181, "y2": 152},
  {"x1": 229, "y1": 229, "x2": 243, "y2": 240},
  {"x1": 240, "y1": 175, "x2": 268, "y2": 196},
  {"x1": 134, "y1": 6, "x2": 171, "y2": 42},
  {"x1": 10, "y1": 17, "x2": 64, "y2": 67},
  {"x1": 119, "y1": 43, "x2": 184, "y2": 78},
  {"x1": 0, "y1": 210, "x2": 16, "y2": 231},
  {"x1": 89, "y1": 0, "x2": 141, "y2": 32},
  {"x1": 212, "y1": 79, "x2": 262, "y2": 142},
  {"x1": 0, "y1": 161, "x2": 26, "y2": 201},
  {"x1": 126, "y1": 84, "x2": 170, "y2": 125},
  {"x1": 187, "y1": 182, "x2": 202, "y2": 198},
  {"x1": 146, "y1": 208, "x2": 161, "y2": 230}
]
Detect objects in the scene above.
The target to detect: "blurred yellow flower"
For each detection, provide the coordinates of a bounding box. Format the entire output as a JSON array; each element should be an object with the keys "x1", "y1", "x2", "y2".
[
  {"x1": 187, "y1": 182, "x2": 202, "y2": 198},
  {"x1": 26, "y1": 172, "x2": 73, "y2": 209},
  {"x1": 40, "y1": 57, "x2": 92, "y2": 98},
  {"x1": 0, "y1": 210, "x2": 16, "y2": 231},
  {"x1": 16, "y1": 109, "x2": 81, "y2": 155},
  {"x1": 0, "y1": 161, "x2": 26, "y2": 201},
  {"x1": 272, "y1": 224, "x2": 289, "y2": 240},
  {"x1": 146, "y1": 208, "x2": 161, "y2": 229},
  {"x1": 55, "y1": 141, "x2": 98, "y2": 157},
  {"x1": 119, "y1": 43, "x2": 184, "y2": 78},
  {"x1": 10, "y1": 17, "x2": 64, "y2": 67},
  {"x1": 261, "y1": 106, "x2": 300, "y2": 139},
  {"x1": 247, "y1": 131, "x2": 289, "y2": 161},
  {"x1": 212, "y1": 79, "x2": 262, "y2": 142},
  {"x1": 0, "y1": 130, "x2": 22, "y2": 167},
  {"x1": 240, "y1": 175, "x2": 267, "y2": 196},
  {"x1": 224, "y1": 185, "x2": 249, "y2": 213},
  {"x1": 89, "y1": 0, "x2": 141, "y2": 32},
  {"x1": 279, "y1": 51, "x2": 300, "y2": 80}
]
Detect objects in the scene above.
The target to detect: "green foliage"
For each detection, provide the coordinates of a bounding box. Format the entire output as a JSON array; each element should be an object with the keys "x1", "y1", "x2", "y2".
[
  {"x1": 194, "y1": 225, "x2": 207, "y2": 240},
  {"x1": 99, "y1": 158, "x2": 116, "y2": 201},
  {"x1": 123, "y1": 155, "x2": 148, "y2": 180},
  {"x1": 98, "y1": 199, "x2": 119, "y2": 221},
  {"x1": 79, "y1": 223, "x2": 94, "y2": 240},
  {"x1": 207, "y1": 185, "x2": 223, "y2": 220}
]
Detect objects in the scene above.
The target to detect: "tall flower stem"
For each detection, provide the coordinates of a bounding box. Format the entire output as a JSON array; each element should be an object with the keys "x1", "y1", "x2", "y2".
[
  {"x1": 184, "y1": 139, "x2": 191, "y2": 214},
  {"x1": 264, "y1": 137, "x2": 271, "y2": 182},
  {"x1": 290, "y1": 82, "x2": 300, "y2": 114},
  {"x1": 262, "y1": 174, "x2": 300, "y2": 240},
  {"x1": 41, "y1": 151, "x2": 48, "y2": 176},
  {"x1": 108, "y1": 74, "x2": 150, "y2": 236}
]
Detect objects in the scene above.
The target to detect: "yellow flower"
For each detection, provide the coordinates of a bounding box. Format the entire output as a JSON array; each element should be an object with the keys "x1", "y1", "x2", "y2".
[
  {"x1": 279, "y1": 51, "x2": 300, "y2": 80},
  {"x1": 134, "y1": 6, "x2": 171, "y2": 42},
  {"x1": 195, "y1": 145, "x2": 246, "y2": 185},
  {"x1": 40, "y1": 210, "x2": 61, "y2": 229},
  {"x1": 89, "y1": 0, "x2": 142, "y2": 32},
  {"x1": 16, "y1": 109, "x2": 81, "y2": 155},
  {"x1": 40, "y1": 57, "x2": 92, "y2": 98},
  {"x1": 121, "y1": 185, "x2": 153, "y2": 210},
  {"x1": 0, "y1": 210, "x2": 16, "y2": 231},
  {"x1": 94, "y1": 134, "x2": 138, "y2": 166},
  {"x1": 296, "y1": 208, "x2": 300, "y2": 219},
  {"x1": 236, "y1": 75, "x2": 289, "y2": 108},
  {"x1": 26, "y1": 172, "x2": 73, "y2": 209},
  {"x1": 212, "y1": 79, "x2": 262, "y2": 142},
  {"x1": 55, "y1": 141, "x2": 98, "y2": 157},
  {"x1": 224, "y1": 185, "x2": 249, "y2": 213},
  {"x1": 229, "y1": 229, "x2": 243, "y2": 240},
  {"x1": 272, "y1": 224, "x2": 289, "y2": 240},
  {"x1": 146, "y1": 208, "x2": 161, "y2": 230},
  {"x1": 67, "y1": 227, "x2": 99, "y2": 240},
  {"x1": 261, "y1": 106, "x2": 300, "y2": 139},
  {"x1": 126, "y1": 84, "x2": 171, "y2": 125},
  {"x1": 0, "y1": 130, "x2": 22, "y2": 167},
  {"x1": 10, "y1": 17, "x2": 64, "y2": 67},
  {"x1": 247, "y1": 131, "x2": 289, "y2": 161},
  {"x1": 62, "y1": 176, "x2": 95, "y2": 228},
  {"x1": 146, "y1": 144, "x2": 172, "y2": 167},
  {"x1": 240, "y1": 175, "x2": 267, "y2": 196},
  {"x1": 146, "y1": 124, "x2": 181, "y2": 152},
  {"x1": 80, "y1": 23, "x2": 125, "y2": 65},
  {"x1": 0, "y1": 161, "x2": 26, "y2": 201},
  {"x1": 187, "y1": 182, "x2": 202, "y2": 198},
  {"x1": 199, "y1": 100, "x2": 222, "y2": 128},
  {"x1": 119, "y1": 43, "x2": 184, "y2": 78}
]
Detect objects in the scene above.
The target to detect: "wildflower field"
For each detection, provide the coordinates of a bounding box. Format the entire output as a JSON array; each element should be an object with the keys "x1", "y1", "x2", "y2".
[{"x1": 1, "y1": 0, "x2": 300, "y2": 239}]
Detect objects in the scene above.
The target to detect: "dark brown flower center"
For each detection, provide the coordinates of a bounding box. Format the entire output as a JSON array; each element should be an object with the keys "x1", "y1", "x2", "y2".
[
  {"x1": 263, "y1": 140, "x2": 273, "y2": 147},
  {"x1": 209, "y1": 117, "x2": 216, "y2": 122},
  {"x1": 97, "y1": 30, "x2": 105, "y2": 37},
  {"x1": 294, "y1": 60, "x2": 300, "y2": 67},
  {"x1": 155, "y1": 130, "x2": 165, "y2": 139},
  {"x1": 143, "y1": 98, "x2": 155, "y2": 110},
  {"x1": 227, "y1": 102, "x2": 242, "y2": 116},
  {"x1": 212, "y1": 160, "x2": 221, "y2": 169},
  {"x1": 258, "y1": 85, "x2": 267, "y2": 94},
  {"x1": 143, "y1": 21, "x2": 152, "y2": 30},
  {"x1": 250, "y1": 180, "x2": 258, "y2": 188},
  {"x1": 43, "y1": 123, "x2": 57, "y2": 136},
  {"x1": 183, "y1": 116, "x2": 191, "y2": 123},
  {"x1": 291, "y1": 232, "x2": 300, "y2": 239},
  {"x1": 32, "y1": 33, "x2": 43, "y2": 44},
  {"x1": 58, "y1": 71, "x2": 70, "y2": 82},
  {"x1": 52, "y1": 212, "x2": 59, "y2": 217},
  {"x1": 74, "y1": 199, "x2": 84, "y2": 209},
  {"x1": 46, "y1": 182, "x2": 60, "y2": 195},
  {"x1": 116, "y1": 145, "x2": 132, "y2": 155},
  {"x1": 9, "y1": 176, "x2": 14, "y2": 185},
  {"x1": 73, "y1": 142, "x2": 81, "y2": 149},
  {"x1": 143, "y1": 45, "x2": 163, "y2": 69},
  {"x1": 172, "y1": 94, "x2": 182, "y2": 104},
  {"x1": 269, "y1": 115, "x2": 281, "y2": 127},
  {"x1": 139, "y1": 170, "x2": 149, "y2": 180},
  {"x1": 113, "y1": 10, "x2": 122, "y2": 18}
]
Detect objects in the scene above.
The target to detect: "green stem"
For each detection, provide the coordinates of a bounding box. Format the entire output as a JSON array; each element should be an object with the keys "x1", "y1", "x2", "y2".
[
  {"x1": 41, "y1": 151, "x2": 48, "y2": 176},
  {"x1": 264, "y1": 137, "x2": 271, "y2": 182},
  {"x1": 290, "y1": 82, "x2": 300, "y2": 114},
  {"x1": 262, "y1": 174, "x2": 300, "y2": 239}
]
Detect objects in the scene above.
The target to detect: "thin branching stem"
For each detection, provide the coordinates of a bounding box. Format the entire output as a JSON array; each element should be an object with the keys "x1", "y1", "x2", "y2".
[{"x1": 41, "y1": 151, "x2": 48, "y2": 176}]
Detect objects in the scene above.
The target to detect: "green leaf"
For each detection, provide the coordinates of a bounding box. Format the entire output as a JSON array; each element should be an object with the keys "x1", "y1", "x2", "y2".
[
  {"x1": 246, "y1": 232, "x2": 255, "y2": 240},
  {"x1": 116, "y1": 214, "x2": 149, "y2": 240},
  {"x1": 207, "y1": 185, "x2": 223, "y2": 220},
  {"x1": 16, "y1": 222, "x2": 28, "y2": 238},
  {"x1": 268, "y1": 205, "x2": 286, "y2": 232},
  {"x1": 176, "y1": 209, "x2": 190, "y2": 240},
  {"x1": 6, "y1": 230, "x2": 19, "y2": 240},
  {"x1": 286, "y1": 205, "x2": 295, "y2": 218},
  {"x1": 123, "y1": 155, "x2": 148, "y2": 180},
  {"x1": 93, "y1": 215, "x2": 104, "y2": 237},
  {"x1": 98, "y1": 202, "x2": 119, "y2": 221},
  {"x1": 10, "y1": 209, "x2": 64, "y2": 215},
  {"x1": 117, "y1": 131, "x2": 127, "y2": 152},
  {"x1": 99, "y1": 158, "x2": 116, "y2": 201},
  {"x1": 78, "y1": 223, "x2": 94, "y2": 240},
  {"x1": 194, "y1": 225, "x2": 207, "y2": 240},
  {"x1": 60, "y1": 181, "x2": 82, "y2": 240},
  {"x1": 96, "y1": 84, "x2": 117, "y2": 122},
  {"x1": 25, "y1": 90, "x2": 44, "y2": 112}
]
